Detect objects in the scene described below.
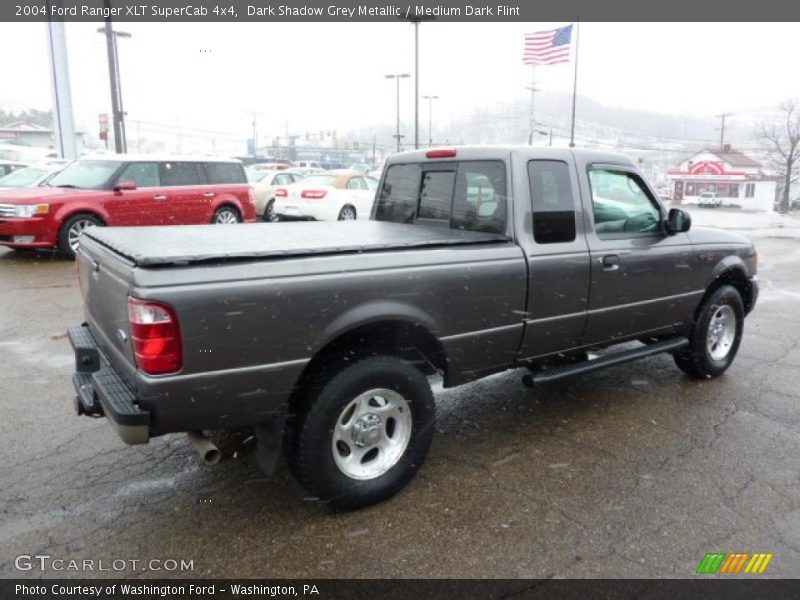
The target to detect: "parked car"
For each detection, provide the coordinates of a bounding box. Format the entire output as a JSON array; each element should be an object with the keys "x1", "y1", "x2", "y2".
[
  {"x1": 293, "y1": 160, "x2": 321, "y2": 169},
  {"x1": 698, "y1": 191, "x2": 722, "y2": 208},
  {"x1": 249, "y1": 161, "x2": 290, "y2": 172},
  {"x1": 273, "y1": 172, "x2": 378, "y2": 221},
  {"x1": 0, "y1": 161, "x2": 68, "y2": 190},
  {"x1": 0, "y1": 159, "x2": 27, "y2": 178},
  {"x1": 0, "y1": 155, "x2": 255, "y2": 258},
  {"x1": 68, "y1": 146, "x2": 758, "y2": 508},
  {"x1": 246, "y1": 168, "x2": 305, "y2": 221}
]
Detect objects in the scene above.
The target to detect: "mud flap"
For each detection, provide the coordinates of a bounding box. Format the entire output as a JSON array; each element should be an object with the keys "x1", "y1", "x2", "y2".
[{"x1": 255, "y1": 406, "x2": 287, "y2": 475}]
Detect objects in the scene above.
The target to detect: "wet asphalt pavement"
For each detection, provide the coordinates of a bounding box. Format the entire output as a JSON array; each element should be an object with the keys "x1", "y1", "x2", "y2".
[{"x1": 1, "y1": 209, "x2": 799, "y2": 579}]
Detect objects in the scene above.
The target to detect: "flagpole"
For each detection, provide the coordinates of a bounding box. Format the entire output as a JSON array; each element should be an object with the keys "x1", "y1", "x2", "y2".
[
  {"x1": 527, "y1": 65, "x2": 537, "y2": 145},
  {"x1": 569, "y1": 21, "x2": 580, "y2": 148}
]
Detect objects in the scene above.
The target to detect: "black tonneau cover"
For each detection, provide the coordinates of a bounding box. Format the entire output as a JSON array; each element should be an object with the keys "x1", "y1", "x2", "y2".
[{"x1": 83, "y1": 221, "x2": 509, "y2": 267}]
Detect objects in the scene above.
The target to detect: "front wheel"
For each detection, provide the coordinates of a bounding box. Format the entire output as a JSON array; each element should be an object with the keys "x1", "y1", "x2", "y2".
[
  {"x1": 212, "y1": 206, "x2": 241, "y2": 224},
  {"x1": 58, "y1": 213, "x2": 103, "y2": 259},
  {"x1": 288, "y1": 356, "x2": 435, "y2": 509},
  {"x1": 674, "y1": 285, "x2": 744, "y2": 379}
]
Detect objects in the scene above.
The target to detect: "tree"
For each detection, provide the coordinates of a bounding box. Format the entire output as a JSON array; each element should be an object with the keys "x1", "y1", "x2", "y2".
[{"x1": 760, "y1": 99, "x2": 800, "y2": 213}]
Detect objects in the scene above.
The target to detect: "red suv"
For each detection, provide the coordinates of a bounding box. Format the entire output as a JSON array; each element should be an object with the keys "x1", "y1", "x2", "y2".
[{"x1": 0, "y1": 156, "x2": 256, "y2": 258}]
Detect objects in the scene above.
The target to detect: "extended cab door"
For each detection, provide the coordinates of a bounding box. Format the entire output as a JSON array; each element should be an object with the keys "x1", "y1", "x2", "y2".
[
  {"x1": 512, "y1": 151, "x2": 592, "y2": 359},
  {"x1": 577, "y1": 160, "x2": 696, "y2": 344}
]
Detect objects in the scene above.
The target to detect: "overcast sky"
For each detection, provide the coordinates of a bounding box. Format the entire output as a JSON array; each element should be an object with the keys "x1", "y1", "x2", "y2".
[{"x1": 1, "y1": 21, "x2": 798, "y2": 146}]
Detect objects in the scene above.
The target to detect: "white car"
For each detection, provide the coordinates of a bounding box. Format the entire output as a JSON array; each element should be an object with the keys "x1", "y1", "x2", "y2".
[
  {"x1": 273, "y1": 172, "x2": 378, "y2": 221},
  {"x1": 245, "y1": 168, "x2": 304, "y2": 221},
  {"x1": 698, "y1": 191, "x2": 722, "y2": 208},
  {"x1": 0, "y1": 161, "x2": 67, "y2": 190}
]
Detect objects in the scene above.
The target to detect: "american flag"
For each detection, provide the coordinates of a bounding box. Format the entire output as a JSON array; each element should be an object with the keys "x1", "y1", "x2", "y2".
[{"x1": 523, "y1": 25, "x2": 573, "y2": 66}]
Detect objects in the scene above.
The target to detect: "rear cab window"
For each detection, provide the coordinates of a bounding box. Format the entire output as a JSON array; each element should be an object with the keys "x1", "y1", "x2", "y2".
[
  {"x1": 375, "y1": 160, "x2": 507, "y2": 234},
  {"x1": 528, "y1": 160, "x2": 576, "y2": 244}
]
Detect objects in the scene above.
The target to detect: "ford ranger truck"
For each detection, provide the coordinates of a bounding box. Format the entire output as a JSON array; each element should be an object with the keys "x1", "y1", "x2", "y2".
[{"x1": 68, "y1": 147, "x2": 758, "y2": 508}]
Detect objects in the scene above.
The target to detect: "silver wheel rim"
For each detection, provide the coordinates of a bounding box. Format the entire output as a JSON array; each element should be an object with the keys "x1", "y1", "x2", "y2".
[
  {"x1": 331, "y1": 388, "x2": 412, "y2": 481},
  {"x1": 67, "y1": 219, "x2": 95, "y2": 253},
  {"x1": 266, "y1": 201, "x2": 277, "y2": 222},
  {"x1": 706, "y1": 305, "x2": 736, "y2": 361},
  {"x1": 215, "y1": 209, "x2": 239, "y2": 224},
  {"x1": 339, "y1": 207, "x2": 356, "y2": 220}
]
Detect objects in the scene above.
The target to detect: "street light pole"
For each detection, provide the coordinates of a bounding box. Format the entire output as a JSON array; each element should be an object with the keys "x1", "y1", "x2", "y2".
[
  {"x1": 385, "y1": 73, "x2": 410, "y2": 152},
  {"x1": 423, "y1": 95, "x2": 438, "y2": 147}
]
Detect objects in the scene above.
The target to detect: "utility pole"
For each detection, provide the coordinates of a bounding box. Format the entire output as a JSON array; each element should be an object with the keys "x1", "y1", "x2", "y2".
[
  {"x1": 403, "y1": 15, "x2": 434, "y2": 150},
  {"x1": 97, "y1": 2, "x2": 130, "y2": 154},
  {"x1": 716, "y1": 112, "x2": 733, "y2": 149},
  {"x1": 385, "y1": 73, "x2": 410, "y2": 152},
  {"x1": 423, "y1": 95, "x2": 438, "y2": 147}
]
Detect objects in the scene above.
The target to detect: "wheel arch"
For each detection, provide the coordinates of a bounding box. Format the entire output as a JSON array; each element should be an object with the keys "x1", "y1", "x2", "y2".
[{"x1": 700, "y1": 260, "x2": 755, "y2": 316}]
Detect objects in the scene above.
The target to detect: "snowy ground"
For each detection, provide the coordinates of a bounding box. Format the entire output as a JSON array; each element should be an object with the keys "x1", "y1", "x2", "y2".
[{"x1": 685, "y1": 207, "x2": 800, "y2": 238}]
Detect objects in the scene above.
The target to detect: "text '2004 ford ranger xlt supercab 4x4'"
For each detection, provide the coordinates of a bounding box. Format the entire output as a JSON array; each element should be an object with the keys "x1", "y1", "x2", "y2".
[{"x1": 68, "y1": 147, "x2": 758, "y2": 508}]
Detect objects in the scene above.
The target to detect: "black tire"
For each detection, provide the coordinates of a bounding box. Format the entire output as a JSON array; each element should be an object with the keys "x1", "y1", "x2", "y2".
[
  {"x1": 288, "y1": 355, "x2": 435, "y2": 509},
  {"x1": 58, "y1": 213, "x2": 103, "y2": 259},
  {"x1": 263, "y1": 199, "x2": 279, "y2": 222},
  {"x1": 212, "y1": 206, "x2": 241, "y2": 224},
  {"x1": 674, "y1": 285, "x2": 744, "y2": 379},
  {"x1": 337, "y1": 205, "x2": 357, "y2": 221}
]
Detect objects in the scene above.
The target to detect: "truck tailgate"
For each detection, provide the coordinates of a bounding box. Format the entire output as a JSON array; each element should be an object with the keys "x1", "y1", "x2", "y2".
[{"x1": 77, "y1": 234, "x2": 139, "y2": 386}]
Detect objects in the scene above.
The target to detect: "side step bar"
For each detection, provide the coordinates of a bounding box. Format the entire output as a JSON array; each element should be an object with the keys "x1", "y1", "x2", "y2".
[{"x1": 526, "y1": 337, "x2": 689, "y2": 386}]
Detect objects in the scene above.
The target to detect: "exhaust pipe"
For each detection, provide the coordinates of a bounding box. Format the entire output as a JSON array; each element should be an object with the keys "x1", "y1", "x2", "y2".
[{"x1": 187, "y1": 431, "x2": 221, "y2": 465}]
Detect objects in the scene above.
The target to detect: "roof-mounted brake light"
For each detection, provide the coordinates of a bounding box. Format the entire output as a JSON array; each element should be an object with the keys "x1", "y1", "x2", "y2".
[{"x1": 426, "y1": 149, "x2": 457, "y2": 159}]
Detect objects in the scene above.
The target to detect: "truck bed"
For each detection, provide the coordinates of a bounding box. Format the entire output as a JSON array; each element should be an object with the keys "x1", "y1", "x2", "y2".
[{"x1": 83, "y1": 221, "x2": 509, "y2": 267}]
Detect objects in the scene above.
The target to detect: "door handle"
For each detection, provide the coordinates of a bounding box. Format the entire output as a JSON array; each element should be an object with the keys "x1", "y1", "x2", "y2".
[
  {"x1": 601, "y1": 254, "x2": 620, "y2": 271},
  {"x1": 203, "y1": 192, "x2": 216, "y2": 198},
  {"x1": 153, "y1": 195, "x2": 167, "y2": 201}
]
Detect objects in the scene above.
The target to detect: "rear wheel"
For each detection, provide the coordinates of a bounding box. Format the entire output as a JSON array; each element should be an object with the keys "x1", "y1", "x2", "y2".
[
  {"x1": 288, "y1": 355, "x2": 435, "y2": 509},
  {"x1": 58, "y1": 213, "x2": 103, "y2": 259},
  {"x1": 213, "y1": 206, "x2": 241, "y2": 224},
  {"x1": 263, "y1": 199, "x2": 279, "y2": 222},
  {"x1": 337, "y1": 205, "x2": 357, "y2": 221},
  {"x1": 674, "y1": 285, "x2": 744, "y2": 379}
]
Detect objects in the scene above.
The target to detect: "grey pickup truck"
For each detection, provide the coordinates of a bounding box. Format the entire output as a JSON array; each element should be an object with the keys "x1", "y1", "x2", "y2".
[{"x1": 69, "y1": 147, "x2": 758, "y2": 508}]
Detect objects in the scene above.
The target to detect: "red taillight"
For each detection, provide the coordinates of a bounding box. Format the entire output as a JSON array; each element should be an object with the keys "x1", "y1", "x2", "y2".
[
  {"x1": 127, "y1": 297, "x2": 182, "y2": 375},
  {"x1": 426, "y1": 148, "x2": 457, "y2": 159},
  {"x1": 301, "y1": 190, "x2": 327, "y2": 199},
  {"x1": 275, "y1": 188, "x2": 288, "y2": 197}
]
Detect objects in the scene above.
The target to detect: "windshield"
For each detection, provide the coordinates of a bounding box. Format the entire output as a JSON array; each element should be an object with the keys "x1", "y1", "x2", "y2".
[
  {"x1": 47, "y1": 160, "x2": 122, "y2": 190},
  {"x1": 0, "y1": 166, "x2": 49, "y2": 188},
  {"x1": 246, "y1": 169, "x2": 269, "y2": 183}
]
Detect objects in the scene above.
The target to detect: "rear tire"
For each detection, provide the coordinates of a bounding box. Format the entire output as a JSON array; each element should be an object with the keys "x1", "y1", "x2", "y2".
[
  {"x1": 263, "y1": 199, "x2": 279, "y2": 222},
  {"x1": 58, "y1": 213, "x2": 103, "y2": 259},
  {"x1": 674, "y1": 285, "x2": 744, "y2": 379},
  {"x1": 212, "y1": 206, "x2": 241, "y2": 224},
  {"x1": 337, "y1": 205, "x2": 357, "y2": 221},
  {"x1": 288, "y1": 355, "x2": 435, "y2": 509}
]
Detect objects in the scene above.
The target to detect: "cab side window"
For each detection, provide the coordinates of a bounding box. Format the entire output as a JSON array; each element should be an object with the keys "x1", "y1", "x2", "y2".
[
  {"x1": 588, "y1": 169, "x2": 661, "y2": 237},
  {"x1": 528, "y1": 160, "x2": 576, "y2": 244},
  {"x1": 117, "y1": 162, "x2": 160, "y2": 188}
]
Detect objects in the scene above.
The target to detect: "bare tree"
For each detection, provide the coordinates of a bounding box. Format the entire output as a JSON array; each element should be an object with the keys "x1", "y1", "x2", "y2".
[{"x1": 760, "y1": 99, "x2": 800, "y2": 213}]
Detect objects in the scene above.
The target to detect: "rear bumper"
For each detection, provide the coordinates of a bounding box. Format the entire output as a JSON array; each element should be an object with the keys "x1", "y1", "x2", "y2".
[{"x1": 68, "y1": 322, "x2": 150, "y2": 445}]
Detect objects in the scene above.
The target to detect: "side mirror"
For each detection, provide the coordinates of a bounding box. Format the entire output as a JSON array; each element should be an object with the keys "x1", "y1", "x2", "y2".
[
  {"x1": 114, "y1": 180, "x2": 137, "y2": 192},
  {"x1": 665, "y1": 208, "x2": 691, "y2": 235}
]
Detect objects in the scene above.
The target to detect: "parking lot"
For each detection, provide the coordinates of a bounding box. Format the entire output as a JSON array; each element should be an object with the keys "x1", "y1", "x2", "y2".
[{"x1": 1, "y1": 208, "x2": 799, "y2": 579}]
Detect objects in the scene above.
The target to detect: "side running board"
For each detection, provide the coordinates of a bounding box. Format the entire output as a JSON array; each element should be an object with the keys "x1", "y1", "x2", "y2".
[{"x1": 526, "y1": 337, "x2": 690, "y2": 386}]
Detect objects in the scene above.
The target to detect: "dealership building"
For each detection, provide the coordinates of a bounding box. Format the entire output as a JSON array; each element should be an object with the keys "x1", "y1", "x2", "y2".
[{"x1": 667, "y1": 145, "x2": 776, "y2": 211}]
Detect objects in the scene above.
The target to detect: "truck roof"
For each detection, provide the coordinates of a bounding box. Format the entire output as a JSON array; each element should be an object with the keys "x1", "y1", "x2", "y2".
[
  {"x1": 83, "y1": 221, "x2": 509, "y2": 267},
  {"x1": 386, "y1": 145, "x2": 637, "y2": 167}
]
